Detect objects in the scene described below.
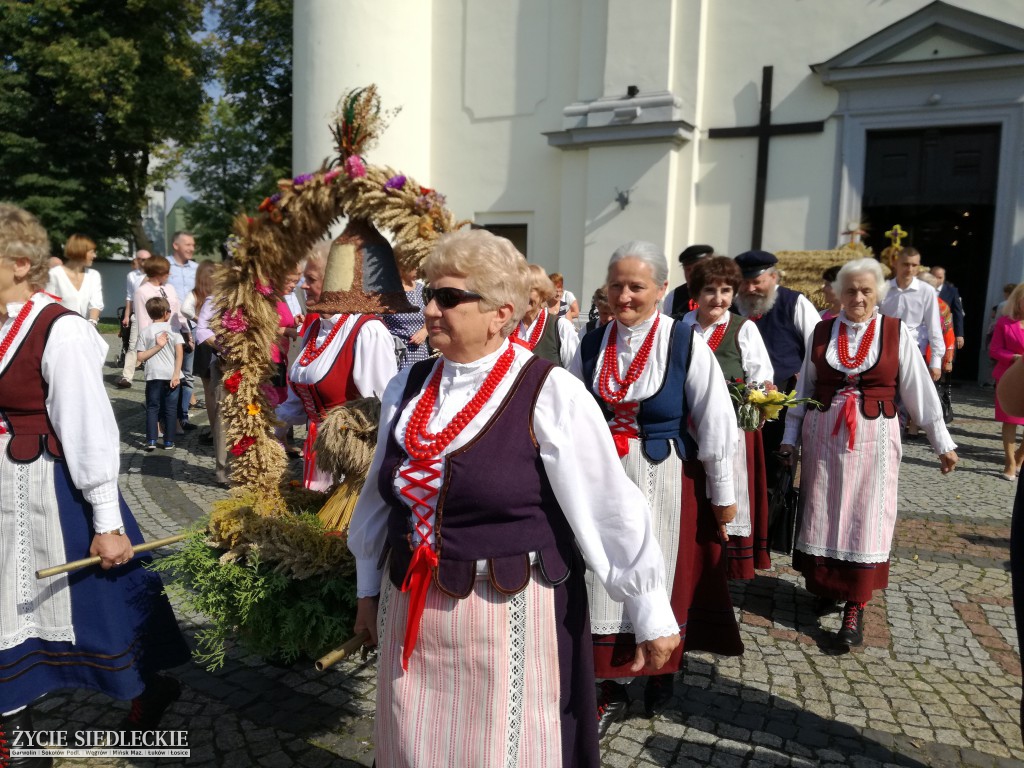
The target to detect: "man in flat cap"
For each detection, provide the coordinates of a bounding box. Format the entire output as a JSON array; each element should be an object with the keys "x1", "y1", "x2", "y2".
[
  {"x1": 733, "y1": 250, "x2": 821, "y2": 486},
  {"x1": 664, "y1": 244, "x2": 714, "y2": 319}
]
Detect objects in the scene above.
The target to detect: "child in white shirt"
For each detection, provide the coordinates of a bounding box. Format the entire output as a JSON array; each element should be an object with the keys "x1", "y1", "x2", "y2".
[{"x1": 137, "y1": 296, "x2": 184, "y2": 451}]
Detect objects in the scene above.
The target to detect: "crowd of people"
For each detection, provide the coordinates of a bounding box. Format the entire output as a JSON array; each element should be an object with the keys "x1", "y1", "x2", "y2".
[{"x1": 5, "y1": 200, "x2": 1023, "y2": 767}]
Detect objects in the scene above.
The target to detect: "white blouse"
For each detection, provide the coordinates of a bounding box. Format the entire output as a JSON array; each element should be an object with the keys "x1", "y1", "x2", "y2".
[
  {"x1": 276, "y1": 313, "x2": 399, "y2": 426},
  {"x1": 45, "y1": 266, "x2": 104, "y2": 318},
  {"x1": 782, "y1": 310, "x2": 956, "y2": 455},
  {"x1": 681, "y1": 310, "x2": 775, "y2": 384},
  {"x1": 0, "y1": 295, "x2": 122, "y2": 531},
  {"x1": 348, "y1": 341, "x2": 678, "y2": 644},
  {"x1": 513, "y1": 312, "x2": 580, "y2": 368},
  {"x1": 567, "y1": 312, "x2": 737, "y2": 506}
]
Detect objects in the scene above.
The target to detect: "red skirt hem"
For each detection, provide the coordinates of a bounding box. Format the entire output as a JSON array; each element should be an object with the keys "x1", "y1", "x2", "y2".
[{"x1": 793, "y1": 550, "x2": 890, "y2": 603}]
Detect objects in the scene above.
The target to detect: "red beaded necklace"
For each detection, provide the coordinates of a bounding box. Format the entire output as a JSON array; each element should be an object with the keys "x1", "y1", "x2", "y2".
[
  {"x1": 0, "y1": 297, "x2": 35, "y2": 365},
  {"x1": 705, "y1": 320, "x2": 727, "y2": 351},
  {"x1": 598, "y1": 316, "x2": 660, "y2": 404},
  {"x1": 404, "y1": 343, "x2": 516, "y2": 460},
  {"x1": 511, "y1": 311, "x2": 547, "y2": 350},
  {"x1": 298, "y1": 314, "x2": 350, "y2": 366},
  {"x1": 836, "y1": 319, "x2": 875, "y2": 368}
]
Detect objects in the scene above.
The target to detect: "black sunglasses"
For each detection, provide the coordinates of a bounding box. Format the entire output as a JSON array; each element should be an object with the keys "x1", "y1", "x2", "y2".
[{"x1": 423, "y1": 286, "x2": 484, "y2": 310}]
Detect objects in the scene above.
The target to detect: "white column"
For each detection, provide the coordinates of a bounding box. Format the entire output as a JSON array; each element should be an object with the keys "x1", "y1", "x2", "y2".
[{"x1": 293, "y1": 0, "x2": 433, "y2": 181}]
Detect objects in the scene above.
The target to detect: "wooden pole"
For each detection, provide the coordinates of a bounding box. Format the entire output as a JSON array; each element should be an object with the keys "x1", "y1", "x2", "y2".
[
  {"x1": 315, "y1": 631, "x2": 371, "y2": 672},
  {"x1": 36, "y1": 533, "x2": 190, "y2": 579}
]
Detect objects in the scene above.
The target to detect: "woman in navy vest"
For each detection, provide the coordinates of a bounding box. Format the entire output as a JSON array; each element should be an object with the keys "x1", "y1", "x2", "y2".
[
  {"x1": 780, "y1": 258, "x2": 958, "y2": 649},
  {"x1": 569, "y1": 241, "x2": 743, "y2": 732},
  {"x1": 682, "y1": 256, "x2": 774, "y2": 581},
  {"x1": 347, "y1": 229, "x2": 679, "y2": 768},
  {"x1": 0, "y1": 204, "x2": 189, "y2": 756}
]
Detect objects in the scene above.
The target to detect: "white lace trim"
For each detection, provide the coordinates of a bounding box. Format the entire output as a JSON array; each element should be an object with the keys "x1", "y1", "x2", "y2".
[
  {"x1": 504, "y1": 589, "x2": 527, "y2": 768},
  {"x1": 635, "y1": 624, "x2": 684, "y2": 645},
  {"x1": 591, "y1": 618, "x2": 634, "y2": 635},
  {"x1": 14, "y1": 461, "x2": 32, "y2": 614},
  {"x1": 0, "y1": 624, "x2": 76, "y2": 652},
  {"x1": 795, "y1": 543, "x2": 890, "y2": 563},
  {"x1": 725, "y1": 521, "x2": 752, "y2": 537}
]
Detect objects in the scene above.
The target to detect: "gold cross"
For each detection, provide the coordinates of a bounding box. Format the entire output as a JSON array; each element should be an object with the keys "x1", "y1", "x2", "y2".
[{"x1": 885, "y1": 224, "x2": 907, "y2": 248}]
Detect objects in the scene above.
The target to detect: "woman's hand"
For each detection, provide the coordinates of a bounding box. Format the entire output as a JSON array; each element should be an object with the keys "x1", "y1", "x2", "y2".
[
  {"x1": 939, "y1": 450, "x2": 959, "y2": 474},
  {"x1": 712, "y1": 503, "x2": 736, "y2": 542},
  {"x1": 778, "y1": 444, "x2": 798, "y2": 467},
  {"x1": 631, "y1": 633, "x2": 681, "y2": 672},
  {"x1": 90, "y1": 533, "x2": 135, "y2": 570},
  {"x1": 354, "y1": 596, "x2": 380, "y2": 647},
  {"x1": 410, "y1": 327, "x2": 428, "y2": 345}
]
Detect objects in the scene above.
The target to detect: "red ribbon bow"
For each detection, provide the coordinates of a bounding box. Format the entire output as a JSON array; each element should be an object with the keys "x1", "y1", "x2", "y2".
[
  {"x1": 400, "y1": 542, "x2": 439, "y2": 670},
  {"x1": 831, "y1": 392, "x2": 858, "y2": 450}
]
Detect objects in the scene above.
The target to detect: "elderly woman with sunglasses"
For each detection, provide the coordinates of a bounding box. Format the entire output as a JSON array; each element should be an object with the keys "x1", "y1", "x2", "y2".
[{"x1": 347, "y1": 229, "x2": 679, "y2": 768}]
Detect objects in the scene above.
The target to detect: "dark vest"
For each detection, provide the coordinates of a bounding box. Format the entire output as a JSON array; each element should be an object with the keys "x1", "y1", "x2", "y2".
[
  {"x1": 531, "y1": 313, "x2": 562, "y2": 366},
  {"x1": 0, "y1": 303, "x2": 74, "y2": 462},
  {"x1": 579, "y1": 319, "x2": 698, "y2": 463},
  {"x1": 668, "y1": 283, "x2": 698, "y2": 319},
  {"x1": 751, "y1": 286, "x2": 805, "y2": 385},
  {"x1": 710, "y1": 316, "x2": 747, "y2": 383},
  {"x1": 378, "y1": 355, "x2": 578, "y2": 599},
  {"x1": 811, "y1": 315, "x2": 901, "y2": 419}
]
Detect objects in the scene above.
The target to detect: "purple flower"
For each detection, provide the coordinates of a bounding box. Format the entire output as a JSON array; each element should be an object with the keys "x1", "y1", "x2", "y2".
[
  {"x1": 270, "y1": 193, "x2": 282, "y2": 204},
  {"x1": 293, "y1": 173, "x2": 314, "y2": 187},
  {"x1": 343, "y1": 155, "x2": 366, "y2": 179},
  {"x1": 384, "y1": 175, "x2": 407, "y2": 191}
]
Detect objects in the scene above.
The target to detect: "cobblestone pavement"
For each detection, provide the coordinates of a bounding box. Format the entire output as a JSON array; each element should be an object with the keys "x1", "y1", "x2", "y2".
[{"x1": 41, "y1": 340, "x2": 1023, "y2": 767}]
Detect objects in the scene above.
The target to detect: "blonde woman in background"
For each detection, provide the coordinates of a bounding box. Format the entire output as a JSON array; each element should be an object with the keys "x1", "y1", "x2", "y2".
[{"x1": 46, "y1": 233, "x2": 104, "y2": 325}]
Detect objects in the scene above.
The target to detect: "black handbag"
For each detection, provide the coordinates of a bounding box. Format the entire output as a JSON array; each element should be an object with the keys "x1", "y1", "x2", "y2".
[
  {"x1": 767, "y1": 461, "x2": 801, "y2": 555},
  {"x1": 192, "y1": 342, "x2": 215, "y2": 380}
]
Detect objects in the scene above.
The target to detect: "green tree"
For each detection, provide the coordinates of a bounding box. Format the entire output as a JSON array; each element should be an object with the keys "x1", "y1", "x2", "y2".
[
  {"x1": 0, "y1": 0, "x2": 211, "y2": 253},
  {"x1": 183, "y1": 0, "x2": 292, "y2": 252}
]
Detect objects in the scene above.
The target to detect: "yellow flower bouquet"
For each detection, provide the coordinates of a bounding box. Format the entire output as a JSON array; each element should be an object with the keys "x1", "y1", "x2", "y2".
[{"x1": 728, "y1": 380, "x2": 821, "y2": 432}]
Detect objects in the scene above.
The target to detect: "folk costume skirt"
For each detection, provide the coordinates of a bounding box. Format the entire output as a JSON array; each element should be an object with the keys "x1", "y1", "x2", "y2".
[
  {"x1": 375, "y1": 562, "x2": 599, "y2": 768},
  {"x1": 0, "y1": 449, "x2": 189, "y2": 712},
  {"x1": 726, "y1": 429, "x2": 771, "y2": 580},
  {"x1": 587, "y1": 441, "x2": 742, "y2": 679},
  {"x1": 793, "y1": 392, "x2": 900, "y2": 603}
]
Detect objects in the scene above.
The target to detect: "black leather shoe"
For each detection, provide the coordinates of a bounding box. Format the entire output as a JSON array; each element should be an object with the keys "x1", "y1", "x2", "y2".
[
  {"x1": 835, "y1": 602, "x2": 864, "y2": 648},
  {"x1": 0, "y1": 707, "x2": 54, "y2": 767},
  {"x1": 122, "y1": 674, "x2": 182, "y2": 731},
  {"x1": 643, "y1": 673, "x2": 674, "y2": 717},
  {"x1": 813, "y1": 596, "x2": 841, "y2": 616},
  {"x1": 178, "y1": 421, "x2": 198, "y2": 432},
  {"x1": 116, "y1": 378, "x2": 132, "y2": 389},
  {"x1": 595, "y1": 680, "x2": 628, "y2": 739}
]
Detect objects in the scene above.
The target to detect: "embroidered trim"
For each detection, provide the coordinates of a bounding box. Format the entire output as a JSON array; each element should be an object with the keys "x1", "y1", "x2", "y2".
[
  {"x1": 635, "y1": 623, "x2": 684, "y2": 645},
  {"x1": 795, "y1": 543, "x2": 890, "y2": 563},
  {"x1": 504, "y1": 589, "x2": 527, "y2": 768}
]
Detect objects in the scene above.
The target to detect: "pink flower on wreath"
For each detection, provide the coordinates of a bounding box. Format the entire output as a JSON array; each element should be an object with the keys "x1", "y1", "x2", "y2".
[
  {"x1": 324, "y1": 168, "x2": 341, "y2": 184},
  {"x1": 254, "y1": 281, "x2": 273, "y2": 297},
  {"x1": 230, "y1": 435, "x2": 257, "y2": 457},
  {"x1": 344, "y1": 155, "x2": 366, "y2": 179},
  {"x1": 222, "y1": 308, "x2": 249, "y2": 333}
]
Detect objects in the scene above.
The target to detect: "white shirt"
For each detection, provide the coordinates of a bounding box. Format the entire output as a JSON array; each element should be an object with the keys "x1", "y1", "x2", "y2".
[
  {"x1": 783, "y1": 310, "x2": 956, "y2": 455},
  {"x1": 879, "y1": 278, "x2": 945, "y2": 369},
  {"x1": 567, "y1": 312, "x2": 737, "y2": 506},
  {"x1": 276, "y1": 313, "x2": 398, "y2": 426},
  {"x1": 125, "y1": 268, "x2": 146, "y2": 305},
  {"x1": 348, "y1": 340, "x2": 678, "y2": 644},
  {"x1": 681, "y1": 310, "x2": 775, "y2": 384},
  {"x1": 137, "y1": 321, "x2": 183, "y2": 381},
  {"x1": 45, "y1": 266, "x2": 104, "y2": 318},
  {"x1": 514, "y1": 312, "x2": 580, "y2": 368},
  {"x1": 0, "y1": 295, "x2": 122, "y2": 531}
]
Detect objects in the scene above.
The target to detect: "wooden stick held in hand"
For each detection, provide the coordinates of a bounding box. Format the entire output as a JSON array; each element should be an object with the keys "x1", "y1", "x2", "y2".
[
  {"x1": 36, "y1": 533, "x2": 189, "y2": 579},
  {"x1": 315, "y1": 631, "x2": 371, "y2": 672}
]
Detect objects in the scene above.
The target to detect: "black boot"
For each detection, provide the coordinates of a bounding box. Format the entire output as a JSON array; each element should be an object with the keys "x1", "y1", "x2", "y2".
[
  {"x1": 835, "y1": 602, "x2": 865, "y2": 648},
  {"x1": 122, "y1": 674, "x2": 182, "y2": 731},
  {"x1": 0, "y1": 707, "x2": 54, "y2": 768},
  {"x1": 643, "y1": 673, "x2": 674, "y2": 717},
  {"x1": 595, "y1": 680, "x2": 628, "y2": 739}
]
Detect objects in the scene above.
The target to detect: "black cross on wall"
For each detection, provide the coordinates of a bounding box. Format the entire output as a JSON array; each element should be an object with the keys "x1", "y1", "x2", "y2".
[{"x1": 708, "y1": 66, "x2": 825, "y2": 250}]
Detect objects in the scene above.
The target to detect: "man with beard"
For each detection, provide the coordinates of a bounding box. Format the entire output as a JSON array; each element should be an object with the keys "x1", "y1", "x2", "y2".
[
  {"x1": 733, "y1": 250, "x2": 820, "y2": 486},
  {"x1": 663, "y1": 244, "x2": 714, "y2": 318}
]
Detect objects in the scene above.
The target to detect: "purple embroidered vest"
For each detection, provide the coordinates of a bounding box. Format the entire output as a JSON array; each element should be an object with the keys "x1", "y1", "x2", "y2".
[{"x1": 378, "y1": 355, "x2": 578, "y2": 598}]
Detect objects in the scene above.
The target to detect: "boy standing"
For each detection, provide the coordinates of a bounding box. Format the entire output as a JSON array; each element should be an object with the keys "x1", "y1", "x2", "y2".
[{"x1": 137, "y1": 296, "x2": 183, "y2": 451}]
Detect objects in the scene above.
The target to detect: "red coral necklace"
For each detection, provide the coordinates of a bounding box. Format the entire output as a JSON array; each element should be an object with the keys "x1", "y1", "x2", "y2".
[
  {"x1": 598, "y1": 316, "x2": 660, "y2": 404},
  {"x1": 404, "y1": 343, "x2": 516, "y2": 460},
  {"x1": 511, "y1": 311, "x2": 547, "y2": 350},
  {"x1": 0, "y1": 297, "x2": 36, "y2": 365},
  {"x1": 705, "y1": 320, "x2": 727, "y2": 351},
  {"x1": 837, "y1": 319, "x2": 875, "y2": 368},
  {"x1": 298, "y1": 314, "x2": 350, "y2": 366}
]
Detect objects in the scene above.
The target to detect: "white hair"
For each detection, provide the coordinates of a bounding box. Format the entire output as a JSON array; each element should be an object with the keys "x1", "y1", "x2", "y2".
[
  {"x1": 608, "y1": 240, "x2": 668, "y2": 285},
  {"x1": 834, "y1": 258, "x2": 889, "y2": 301}
]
